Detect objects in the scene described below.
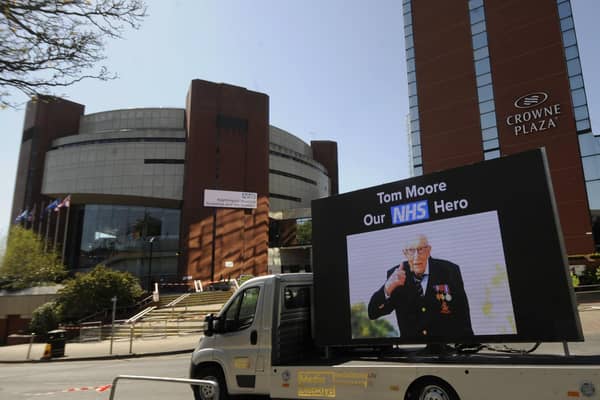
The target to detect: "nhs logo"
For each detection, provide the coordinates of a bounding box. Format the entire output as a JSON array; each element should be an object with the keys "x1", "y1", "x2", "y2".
[{"x1": 390, "y1": 201, "x2": 429, "y2": 225}]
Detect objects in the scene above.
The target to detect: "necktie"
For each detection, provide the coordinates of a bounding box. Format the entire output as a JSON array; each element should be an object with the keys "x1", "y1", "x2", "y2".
[{"x1": 414, "y1": 275, "x2": 424, "y2": 296}]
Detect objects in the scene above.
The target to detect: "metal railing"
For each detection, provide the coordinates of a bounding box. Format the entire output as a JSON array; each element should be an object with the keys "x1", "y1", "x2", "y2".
[{"x1": 108, "y1": 375, "x2": 218, "y2": 400}]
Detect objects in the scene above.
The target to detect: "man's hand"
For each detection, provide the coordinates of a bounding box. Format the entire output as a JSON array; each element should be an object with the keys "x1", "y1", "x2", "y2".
[{"x1": 384, "y1": 267, "x2": 406, "y2": 297}]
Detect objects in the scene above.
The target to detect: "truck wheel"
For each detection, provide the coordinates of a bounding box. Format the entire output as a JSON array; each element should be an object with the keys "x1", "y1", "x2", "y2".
[
  {"x1": 408, "y1": 378, "x2": 458, "y2": 400},
  {"x1": 192, "y1": 366, "x2": 229, "y2": 400}
]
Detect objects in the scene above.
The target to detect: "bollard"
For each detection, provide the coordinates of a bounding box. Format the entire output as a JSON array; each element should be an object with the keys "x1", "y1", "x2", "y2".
[
  {"x1": 41, "y1": 343, "x2": 52, "y2": 360},
  {"x1": 129, "y1": 324, "x2": 134, "y2": 354},
  {"x1": 26, "y1": 334, "x2": 35, "y2": 360}
]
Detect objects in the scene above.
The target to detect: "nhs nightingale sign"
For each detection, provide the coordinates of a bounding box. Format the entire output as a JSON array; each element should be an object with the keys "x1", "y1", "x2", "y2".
[
  {"x1": 505, "y1": 91, "x2": 561, "y2": 136},
  {"x1": 204, "y1": 189, "x2": 257, "y2": 209}
]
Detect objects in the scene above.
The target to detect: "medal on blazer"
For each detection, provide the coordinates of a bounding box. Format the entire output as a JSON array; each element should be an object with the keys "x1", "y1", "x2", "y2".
[{"x1": 435, "y1": 284, "x2": 452, "y2": 314}]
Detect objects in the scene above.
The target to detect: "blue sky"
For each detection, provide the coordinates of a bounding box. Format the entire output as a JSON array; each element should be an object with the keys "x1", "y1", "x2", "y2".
[{"x1": 0, "y1": 0, "x2": 599, "y2": 241}]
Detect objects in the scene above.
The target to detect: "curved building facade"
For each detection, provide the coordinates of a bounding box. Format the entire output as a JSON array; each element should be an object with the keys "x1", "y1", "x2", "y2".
[{"x1": 11, "y1": 79, "x2": 338, "y2": 288}]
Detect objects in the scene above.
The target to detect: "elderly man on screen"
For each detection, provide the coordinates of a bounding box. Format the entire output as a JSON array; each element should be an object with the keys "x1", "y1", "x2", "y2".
[{"x1": 367, "y1": 234, "x2": 473, "y2": 340}]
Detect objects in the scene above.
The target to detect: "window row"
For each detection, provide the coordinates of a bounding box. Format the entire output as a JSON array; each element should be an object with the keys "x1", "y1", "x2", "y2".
[
  {"x1": 404, "y1": 1, "x2": 423, "y2": 178},
  {"x1": 469, "y1": 0, "x2": 499, "y2": 157},
  {"x1": 558, "y1": 0, "x2": 591, "y2": 134}
]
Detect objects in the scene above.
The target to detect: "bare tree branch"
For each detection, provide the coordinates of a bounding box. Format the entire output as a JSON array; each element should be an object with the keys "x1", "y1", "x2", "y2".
[{"x1": 0, "y1": 0, "x2": 147, "y2": 108}]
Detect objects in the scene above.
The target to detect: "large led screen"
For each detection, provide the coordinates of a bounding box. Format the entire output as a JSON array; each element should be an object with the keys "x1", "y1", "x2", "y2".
[{"x1": 311, "y1": 149, "x2": 582, "y2": 346}]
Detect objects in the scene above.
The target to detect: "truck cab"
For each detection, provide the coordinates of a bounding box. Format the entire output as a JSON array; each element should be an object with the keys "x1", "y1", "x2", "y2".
[{"x1": 190, "y1": 273, "x2": 314, "y2": 399}]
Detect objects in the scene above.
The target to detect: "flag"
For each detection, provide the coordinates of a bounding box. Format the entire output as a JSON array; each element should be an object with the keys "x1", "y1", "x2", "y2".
[
  {"x1": 15, "y1": 209, "x2": 29, "y2": 223},
  {"x1": 44, "y1": 199, "x2": 59, "y2": 216},
  {"x1": 55, "y1": 195, "x2": 71, "y2": 211}
]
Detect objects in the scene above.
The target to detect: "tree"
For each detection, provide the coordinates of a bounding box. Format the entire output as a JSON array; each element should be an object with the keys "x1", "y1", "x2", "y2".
[
  {"x1": 0, "y1": 0, "x2": 147, "y2": 108},
  {"x1": 350, "y1": 302, "x2": 398, "y2": 339},
  {"x1": 0, "y1": 225, "x2": 66, "y2": 289},
  {"x1": 296, "y1": 219, "x2": 312, "y2": 245},
  {"x1": 57, "y1": 264, "x2": 143, "y2": 321}
]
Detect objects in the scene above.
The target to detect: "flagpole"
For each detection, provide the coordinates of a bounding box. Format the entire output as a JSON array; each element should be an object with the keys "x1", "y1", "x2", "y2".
[
  {"x1": 30, "y1": 204, "x2": 37, "y2": 231},
  {"x1": 53, "y1": 208, "x2": 61, "y2": 253},
  {"x1": 45, "y1": 208, "x2": 51, "y2": 252},
  {"x1": 61, "y1": 206, "x2": 70, "y2": 264},
  {"x1": 38, "y1": 201, "x2": 45, "y2": 236}
]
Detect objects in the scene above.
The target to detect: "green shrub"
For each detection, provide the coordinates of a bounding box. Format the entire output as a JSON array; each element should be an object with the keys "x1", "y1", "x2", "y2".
[{"x1": 29, "y1": 302, "x2": 63, "y2": 335}]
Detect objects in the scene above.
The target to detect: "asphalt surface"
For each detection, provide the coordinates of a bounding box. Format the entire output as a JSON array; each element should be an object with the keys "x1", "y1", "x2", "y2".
[{"x1": 1, "y1": 302, "x2": 599, "y2": 363}]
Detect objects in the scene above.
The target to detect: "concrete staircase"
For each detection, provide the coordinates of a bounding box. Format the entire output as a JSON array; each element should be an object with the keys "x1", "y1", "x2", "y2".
[{"x1": 101, "y1": 290, "x2": 235, "y2": 341}]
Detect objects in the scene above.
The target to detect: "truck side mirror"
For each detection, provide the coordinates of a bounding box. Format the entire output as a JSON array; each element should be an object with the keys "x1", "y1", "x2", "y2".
[{"x1": 204, "y1": 314, "x2": 215, "y2": 337}]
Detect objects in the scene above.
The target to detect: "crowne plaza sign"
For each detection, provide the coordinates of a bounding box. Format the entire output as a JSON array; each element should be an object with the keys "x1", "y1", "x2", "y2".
[{"x1": 505, "y1": 91, "x2": 561, "y2": 136}]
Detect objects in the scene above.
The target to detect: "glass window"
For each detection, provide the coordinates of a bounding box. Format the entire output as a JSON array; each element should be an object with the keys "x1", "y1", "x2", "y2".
[
  {"x1": 567, "y1": 58, "x2": 582, "y2": 76},
  {"x1": 475, "y1": 58, "x2": 491, "y2": 75},
  {"x1": 564, "y1": 45, "x2": 579, "y2": 60},
  {"x1": 471, "y1": 21, "x2": 486, "y2": 35},
  {"x1": 570, "y1": 74, "x2": 584, "y2": 90},
  {"x1": 574, "y1": 105, "x2": 589, "y2": 121},
  {"x1": 407, "y1": 71, "x2": 416, "y2": 83},
  {"x1": 571, "y1": 88, "x2": 587, "y2": 107},
  {"x1": 407, "y1": 58, "x2": 415, "y2": 72},
  {"x1": 477, "y1": 84, "x2": 494, "y2": 102},
  {"x1": 413, "y1": 155, "x2": 422, "y2": 165},
  {"x1": 583, "y1": 155, "x2": 600, "y2": 181},
  {"x1": 470, "y1": 6, "x2": 485, "y2": 24},
  {"x1": 410, "y1": 106, "x2": 419, "y2": 121},
  {"x1": 414, "y1": 166, "x2": 423, "y2": 176},
  {"x1": 405, "y1": 34, "x2": 414, "y2": 48},
  {"x1": 480, "y1": 111, "x2": 497, "y2": 129},
  {"x1": 469, "y1": 0, "x2": 483, "y2": 10},
  {"x1": 476, "y1": 72, "x2": 492, "y2": 87},
  {"x1": 412, "y1": 145, "x2": 422, "y2": 157},
  {"x1": 577, "y1": 119, "x2": 591, "y2": 132},
  {"x1": 483, "y1": 138, "x2": 499, "y2": 151},
  {"x1": 409, "y1": 95, "x2": 418, "y2": 107},
  {"x1": 558, "y1": 1, "x2": 572, "y2": 19},
  {"x1": 403, "y1": 12, "x2": 412, "y2": 26},
  {"x1": 411, "y1": 119, "x2": 420, "y2": 131},
  {"x1": 411, "y1": 131, "x2": 421, "y2": 146},
  {"x1": 586, "y1": 180, "x2": 600, "y2": 211},
  {"x1": 484, "y1": 149, "x2": 500, "y2": 160},
  {"x1": 222, "y1": 287, "x2": 260, "y2": 331},
  {"x1": 479, "y1": 99, "x2": 495, "y2": 114},
  {"x1": 560, "y1": 16, "x2": 574, "y2": 31},
  {"x1": 482, "y1": 126, "x2": 498, "y2": 141},
  {"x1": 579, "y1": 133, "x2": 600, "y2": 157},
  {"x1": 473, "y1": 46, "x2": 489, "y2": 61},
  {"x1": 562, "y1": 29, "x2": 577, "y2": 47},
  {"x1": 472, "y1": 32, "x2": 488, "y2": 50},
  {"x1": 408, "y1": 81, "x2": 417, "y2": 96},
  {"x1": 77, "y1": 204, "x2": 180, "y2": 273},
  {"x1": 404, "y1": 24, "x2": 412, "y2": 37},
  {"x1": 403, "y1": 1, "x2": 411, "y2": 14},
  {"x1": 284, "y1": 286, "x2": 311, "y2": 309},
  {"x1": 406, "y1": 47, "x2": 415, "y2": 59}
]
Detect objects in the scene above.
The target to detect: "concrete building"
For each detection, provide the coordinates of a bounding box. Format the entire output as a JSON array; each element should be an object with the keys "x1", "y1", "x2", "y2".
[
  {"x1": 404, "y1": 0, "x2": 598, "y2": 254},
  {"x1": 10, "y1": 79, "x2": 338, "y2": 289}
]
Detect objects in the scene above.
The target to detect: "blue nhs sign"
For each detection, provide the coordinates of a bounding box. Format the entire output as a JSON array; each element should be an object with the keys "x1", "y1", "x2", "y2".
[{"x1": 390, "y1": 201, "x2": 429, "y2": 225}]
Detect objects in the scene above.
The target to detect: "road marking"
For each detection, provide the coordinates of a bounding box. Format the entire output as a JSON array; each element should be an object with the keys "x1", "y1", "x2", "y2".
[{"x1": 30, "y1": 384, "x2": 111, "y2": 397}]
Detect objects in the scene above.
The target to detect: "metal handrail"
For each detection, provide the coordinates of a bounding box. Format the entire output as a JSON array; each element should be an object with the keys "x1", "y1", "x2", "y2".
[{"x1": 108, "y1": 375, "x2": 218, "y2": 400}]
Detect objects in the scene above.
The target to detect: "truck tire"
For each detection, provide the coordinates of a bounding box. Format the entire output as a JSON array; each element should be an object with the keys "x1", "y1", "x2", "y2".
[
  {"x1": 407, "y1": 377, "x2": 458, "y2": 400},
  {"x1": 192, "y1": 366, "x2": 229, "y2": 400}
]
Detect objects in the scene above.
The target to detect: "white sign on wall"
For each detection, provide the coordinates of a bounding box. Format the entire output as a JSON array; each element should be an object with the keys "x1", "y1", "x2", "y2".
[{"x1": 204, "y1": 189, "x2": 257, "y2": 209}]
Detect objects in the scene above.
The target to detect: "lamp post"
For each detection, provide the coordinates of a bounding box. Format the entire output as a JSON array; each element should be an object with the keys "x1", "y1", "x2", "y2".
[{"x1": 147, "y1": 236, "x2": 157, "y2": 292}]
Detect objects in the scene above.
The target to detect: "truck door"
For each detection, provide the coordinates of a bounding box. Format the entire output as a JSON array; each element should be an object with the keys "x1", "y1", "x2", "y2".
[{"x1": 216, "y1": 283, "x2": 265, "y2": 392}]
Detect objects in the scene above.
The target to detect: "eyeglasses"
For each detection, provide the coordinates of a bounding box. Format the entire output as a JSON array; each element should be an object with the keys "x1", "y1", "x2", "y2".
[{"x1": 403, "y1": 245, "x2": 430, "y2": 256}]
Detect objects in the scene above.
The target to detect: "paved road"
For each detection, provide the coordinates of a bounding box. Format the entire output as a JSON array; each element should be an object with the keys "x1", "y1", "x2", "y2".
[{"x1": 0, "y1": 353, "x2": 193, "y2": 400}]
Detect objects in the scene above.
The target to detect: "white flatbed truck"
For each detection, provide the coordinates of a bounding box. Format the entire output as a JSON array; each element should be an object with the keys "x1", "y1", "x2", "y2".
[
  {"x1": 189, "y1": 272, "x2": 599, "y2": 400},
  {"x1": 190, "y1": 151, "x2": 600, "y2": 399}
]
